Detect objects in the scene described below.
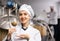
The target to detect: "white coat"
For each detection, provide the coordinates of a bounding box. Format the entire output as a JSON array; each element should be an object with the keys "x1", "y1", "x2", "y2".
[
  {"x1": 11, "y1": 24, "x2": 41, "y2": 41},
  {"x1": 47, "y1": 11, "x2": 58, "y2": 25}
]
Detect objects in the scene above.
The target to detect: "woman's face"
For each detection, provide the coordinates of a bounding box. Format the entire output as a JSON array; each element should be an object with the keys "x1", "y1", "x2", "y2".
[{"x1": 18, "y1": 10, "x2": 30, "y2": 24}]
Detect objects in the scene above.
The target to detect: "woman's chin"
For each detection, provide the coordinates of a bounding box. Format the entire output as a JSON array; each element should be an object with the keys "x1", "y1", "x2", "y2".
[{"x1": 21, "y1": 22, "x2": 26, "y2": 24}]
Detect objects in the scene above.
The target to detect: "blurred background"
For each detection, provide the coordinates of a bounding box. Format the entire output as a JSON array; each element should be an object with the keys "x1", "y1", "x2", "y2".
[{"x1": 0, "y1": 0, "x2": 60, "y2": 41}]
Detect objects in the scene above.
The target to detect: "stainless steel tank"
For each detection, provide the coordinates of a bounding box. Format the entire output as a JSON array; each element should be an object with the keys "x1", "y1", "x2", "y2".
[{"x1": 0, "y1": 15, "x2": 18, "y2": 29}]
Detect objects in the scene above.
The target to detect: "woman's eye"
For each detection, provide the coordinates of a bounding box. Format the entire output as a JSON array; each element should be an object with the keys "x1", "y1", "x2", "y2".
[
  {"x1": 24, "y1": 13, "x2": 27, "y2": 15},
  {"x1": 19, "y1": 13, "x2": 22, "y2": 16}
]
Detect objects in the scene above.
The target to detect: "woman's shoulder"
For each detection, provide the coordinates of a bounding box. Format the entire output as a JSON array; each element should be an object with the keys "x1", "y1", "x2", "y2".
[
  {"x1": 30, "y1": 24, "x2": 41, "y2": 33},
  {"x1": 15, "y1": 24, "x2": 22, "y2": 29}
]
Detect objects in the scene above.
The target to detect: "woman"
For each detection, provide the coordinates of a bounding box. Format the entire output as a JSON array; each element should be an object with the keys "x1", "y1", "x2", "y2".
[{"x1": 7, "y1": 4, "x2": 41, "y2": 41}]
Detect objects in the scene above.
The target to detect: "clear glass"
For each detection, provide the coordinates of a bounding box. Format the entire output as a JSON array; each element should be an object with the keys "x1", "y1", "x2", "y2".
[{"x1": 10, "y1": 18, "x2": 18, "y2": 28}]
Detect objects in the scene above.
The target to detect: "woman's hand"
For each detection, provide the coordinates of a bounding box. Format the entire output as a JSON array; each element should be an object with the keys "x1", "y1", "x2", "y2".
[
  {"x1": 17, "y1": 34, "x2": 30, "y2": 39},
  {"x1": 7, "y1": 28, "x2": 16, "y2": 40},
  {"x1": 8, "y1": 28, "x2": 16, "y2": 34}
]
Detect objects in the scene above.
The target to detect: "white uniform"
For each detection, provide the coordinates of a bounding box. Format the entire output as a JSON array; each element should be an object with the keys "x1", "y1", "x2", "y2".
[
  {"x1": 11, "y1": 24, "x2": 41, "y2": 41},
  {"x1": 47, "y1": 11, "x2": 58, "y2": 25}
]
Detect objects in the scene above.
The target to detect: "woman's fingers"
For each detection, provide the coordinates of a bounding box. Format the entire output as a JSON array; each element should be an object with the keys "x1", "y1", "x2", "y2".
[
  {"x1": 16, "y1": 34, "x2": 30, "y2": 39},
  {"x1": 8, "y1": 28, "x2": 16, "y2": 34}
]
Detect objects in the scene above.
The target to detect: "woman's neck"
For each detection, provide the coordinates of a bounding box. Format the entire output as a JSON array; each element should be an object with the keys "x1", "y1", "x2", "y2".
[{"x1": 22, "y1": 22, "x2": 29, "y2": 28}]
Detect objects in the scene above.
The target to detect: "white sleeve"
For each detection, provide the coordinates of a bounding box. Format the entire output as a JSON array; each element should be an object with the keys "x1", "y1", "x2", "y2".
[
  {"x1": 29, "y1": 31, "x2": 41, "y2": 41},
  {"x1": 34, "y1": 31, "x2": 41, "y2": 41}
]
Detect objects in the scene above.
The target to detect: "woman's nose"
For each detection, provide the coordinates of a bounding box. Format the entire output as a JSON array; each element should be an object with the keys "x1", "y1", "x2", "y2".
[{"x1": 21, "y1": 14, "x2": 25, "y2": 18}]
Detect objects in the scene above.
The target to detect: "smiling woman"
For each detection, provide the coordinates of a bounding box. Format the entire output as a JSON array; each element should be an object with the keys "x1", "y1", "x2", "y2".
[
  {"x1": 7, "y1": 4, "x2": 41, "y2": 41},
  {"x1": 18, "y1": 10, "x2": 30, "y2": 25}
]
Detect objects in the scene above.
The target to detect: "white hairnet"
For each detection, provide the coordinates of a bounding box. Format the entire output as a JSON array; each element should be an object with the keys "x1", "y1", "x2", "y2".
[{"x1": 19, "y1": 4, "x2": 34, "y2": 19}]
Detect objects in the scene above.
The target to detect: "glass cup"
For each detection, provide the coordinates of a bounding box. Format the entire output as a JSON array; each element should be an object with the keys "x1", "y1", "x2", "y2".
[{"x1": 11, "y1": 18, "x2": 17, "y2": 27}]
